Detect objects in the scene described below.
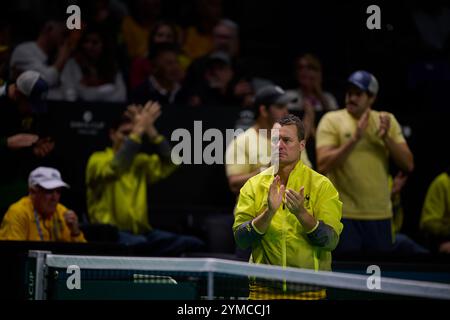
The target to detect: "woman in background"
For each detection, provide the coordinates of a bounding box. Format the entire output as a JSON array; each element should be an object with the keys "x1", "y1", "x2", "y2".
[
  {"x1": 129, "y1": 21, "x2": 189, "y2": 90},
  {"x1": 59, "y1": 26, "x2": 127, "y2": 102},
  {"x1": 286, "y1": 53, "x2": 338, "y2": 140}
]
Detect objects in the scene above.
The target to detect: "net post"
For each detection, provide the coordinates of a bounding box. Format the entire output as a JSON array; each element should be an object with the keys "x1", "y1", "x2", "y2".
[
  {"x1": 28, "y1": 250, "x2": 51, "y2": 300},
  {"x1": 207, "y1": 271, "x2": 214, "y2": 300}
]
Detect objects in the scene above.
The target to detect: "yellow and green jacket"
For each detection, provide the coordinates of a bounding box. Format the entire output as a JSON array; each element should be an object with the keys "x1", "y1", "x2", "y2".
[
  {"x1": 420, "y1": 172, "x2": 450, "y2": 238},
  {"x1": 86, "y1": 137, "x2": 177, "y2": 235},
  {"x1": 233, "y1": 160, "x2": 343, "y2": 299}
]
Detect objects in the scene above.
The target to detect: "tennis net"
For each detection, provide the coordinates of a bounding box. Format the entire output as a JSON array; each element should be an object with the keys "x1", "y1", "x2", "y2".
[{"x1": 26, "y1": 251, "x2": 450, "y2": 300}]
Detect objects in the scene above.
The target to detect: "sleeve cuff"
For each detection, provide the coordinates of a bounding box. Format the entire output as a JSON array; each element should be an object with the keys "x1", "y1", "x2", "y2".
[
  {"x1": 151, "y1": 134, "x2": 165, "y2": 145},
  {"x1": 128, "y1": 133, "x2": 142, "y2": 144},
  {"x1": 306, "y1": 220, "x2": 320, "y2": 234},
  {"x1": 251, "y1": 220, "x2": 265, "y2": 235}
]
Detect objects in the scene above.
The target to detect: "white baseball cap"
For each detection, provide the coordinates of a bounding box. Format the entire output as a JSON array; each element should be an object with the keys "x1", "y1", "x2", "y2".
[
  {"x1": 16, "y1": 71, "x2": 46, "y2": 96},
  {"x1": 28, "y1": 167, "x2": 70, "y2": 190},
  {"x1": 15, "y1": 70, "x2": 49, "y2": 112}
]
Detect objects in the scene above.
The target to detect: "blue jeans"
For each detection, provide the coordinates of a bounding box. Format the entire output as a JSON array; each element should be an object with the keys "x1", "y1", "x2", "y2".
[{"x1": 118, "y1": 229, "x2": 206, "y2": 256}]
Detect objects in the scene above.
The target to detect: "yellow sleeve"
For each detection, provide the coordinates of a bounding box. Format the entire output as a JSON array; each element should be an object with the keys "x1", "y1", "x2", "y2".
[
  {"x1": 316, "y1": 113, "x2": 340, "y2": 148},
  {"x1": 85, "y1": 152, "x2": 117, "y2": 187},
  {"x1": 388, "y1": 114, "x2": 406, "y2": 144},
  {"x1": 144, "y1": 154, "x2": 177, "y2": 184},
  {"x1": 232, "y1": 181, "x2": 257, "y2": 233},
  {"x1": 121, "y1": 16, "x2": 149, "y2": 59},
  {"x1": 0, "y1": 208, "x2": 29, "y2": 241},
  {"x1": 420, "y1": 174, "x2": 450, "y2": 236},
  {"x1": 70, "y1": 233, "x2": 87, "y2": 243},
  {"x1": 314, "y1": 180, "x2": 343, "y2": 236}
]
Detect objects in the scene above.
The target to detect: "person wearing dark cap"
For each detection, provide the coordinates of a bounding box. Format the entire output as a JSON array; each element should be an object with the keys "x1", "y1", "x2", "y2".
[
  {"x1": 316, "y1": 70, "x2": 414, "y2": 254},
  {"x1": 0, "y1": 167, "x2": 86, "y2": 242},
  {"x1": 0, "y1": 70, "x2": 55, "y2": 216},
  {"x1": 226, "y1": 85, "x2": 312, "y2": 195},
  {"x1": 186, "y1": 50, "x2": 237, "y2": 107},
  {"x1": 131, "y1": 43, "x2": 186, "y2": 106},
  {"x1": 184, "y1": 19, "x2": 253, "y2": 108}
]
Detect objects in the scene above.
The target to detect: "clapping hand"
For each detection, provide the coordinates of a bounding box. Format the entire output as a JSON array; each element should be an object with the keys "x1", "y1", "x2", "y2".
[
  {"x1": 354, "y1": 109, "x2": 370, "y2": 141},
  {"x1": 285, "y1": 186, "x2": 306, "y2": 216},
  {"x1": 378, "y1": 112, "x2": 391, "y2": 140},
  {"x1": 268, "y1": 175, "x2": 285, "y2": 215}
]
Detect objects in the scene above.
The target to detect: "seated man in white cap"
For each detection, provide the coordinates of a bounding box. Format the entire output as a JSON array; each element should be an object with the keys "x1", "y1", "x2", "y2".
[{"x1": 0, "y1": 167, "x2": 86, "y2": 242}]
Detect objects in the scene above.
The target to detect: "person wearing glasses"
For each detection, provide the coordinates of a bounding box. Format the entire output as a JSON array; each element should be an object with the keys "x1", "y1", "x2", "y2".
[{"x1": 0, "y1": 167, "x2": 86, "y2": 242}]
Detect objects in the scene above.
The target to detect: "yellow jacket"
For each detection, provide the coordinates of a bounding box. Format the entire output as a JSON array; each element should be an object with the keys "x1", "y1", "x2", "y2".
[
  {"x1": 0, "y1": 196, "x2": 86, "y2": 242},
  {"x1": 86, "y1": 147, "x2": 176, "y2": 234},
  {"x1": 233, "y1": 160, "x2": 343, "y2": 299},
  {"x1": 420, "y1": 172, "x2": 450, "y2": 237}
]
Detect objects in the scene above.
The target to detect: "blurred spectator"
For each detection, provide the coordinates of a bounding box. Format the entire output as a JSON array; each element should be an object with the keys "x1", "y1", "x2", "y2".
[
  {"x1": 186, "y1": 51, "x2": 236, "y2": 107},
  {"x1": 0, "y1": 167, "x2": 86, "y2": 242},
  {"x1": 286, "y1": 53, "x2": 338, "y2": 140},
  {"x1": 390, "y1": 172, "x2": 429, "y2": 255},
  {"x1": 9, "y1": 19, "x2": 74, "y2": 89},
  {"x1": 0, "y1": 71, "x2": 55, "y2": 215},
  {"x1": 226, "y1": 85, "x2": 312, "y2": 194},
  {"x1": 185, "y1": 19, "x2": 253, "y2": 107},
  {"x1": 129, "y1": 21, "x2": 189, "y2": 89},
  {"x1": 182, "y1": 0, "x2": 223, "y2": 60},
  {"x1": 131, "y1": 43, "x2": 186, "y2": 106},
  {"x1": 316, "y1": 71, "x2": 414, "y2": 255},
  {"x1": 0, "y1": 45, "x2": 8, "y2": 86},
  {"x1": 83, "y1": 0, "x2": 127, "y2": 40},
  {"x1": 86, "y1": 102, "x2": 205, "y2": 256},
  {"x1": 420, "y1": 168, "x2": 450, "y2": 254},
  {"x1": 56, "y1": 27, "x2": 127, "y2": 102},
  {"x1": 121, "y1": 0, "x2": 161, "y2": 59},
  {"x1": 410, "y1": 2, "x2": 450, "y2": 54}
]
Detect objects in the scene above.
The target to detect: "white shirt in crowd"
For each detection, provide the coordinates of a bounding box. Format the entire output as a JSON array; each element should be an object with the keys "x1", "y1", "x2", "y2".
[
  {"x1": 10, "y1": 42, "x2": 59, "y2": 87},
  {"x1": 55, "y1": 58, "x2": 127, "y2": 102}
]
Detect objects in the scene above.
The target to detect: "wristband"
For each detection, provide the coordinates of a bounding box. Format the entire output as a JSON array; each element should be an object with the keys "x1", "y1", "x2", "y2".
[
  {"x1": 151, "y1": 134, "x2": 165, "y2": 145},
  {"x1": 129, "y1": 133, "x2": 142, "y2": 144}
]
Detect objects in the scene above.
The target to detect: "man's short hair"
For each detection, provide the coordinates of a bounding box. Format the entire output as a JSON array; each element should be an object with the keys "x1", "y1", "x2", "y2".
[
  {"x1": 253, "y1": 85, "x2": 294, "y2": 118},
  {"x1": 278, "y1": 114, "x2": 305, "y2": 141}
]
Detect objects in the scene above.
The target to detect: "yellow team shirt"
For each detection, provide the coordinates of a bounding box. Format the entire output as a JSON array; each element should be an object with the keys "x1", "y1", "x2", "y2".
[
  {"x1": 0, "y1": 196, "x2": 86, "y2": 242},
  {"x1": 233, "y1": 160, "x2": 343, "y2": 299},
  {"x1": 316, "y1": 109, "x2": 406, "y2": 220},
  {"x1": 182, "y1": 26, "x2": 214, "y2": 60},
  {"x1": 225, "y1": 127, "x2": 312, "y2": 178},
  {"x1": 86, "y1": 148, "x2": 176, "y2": 235},
  {"x1": 121, "y1": 16, "x2": 151, "y2": 59},
  {"x1": 420, "y1": 172, "x2": 450, "y2": 237}
]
